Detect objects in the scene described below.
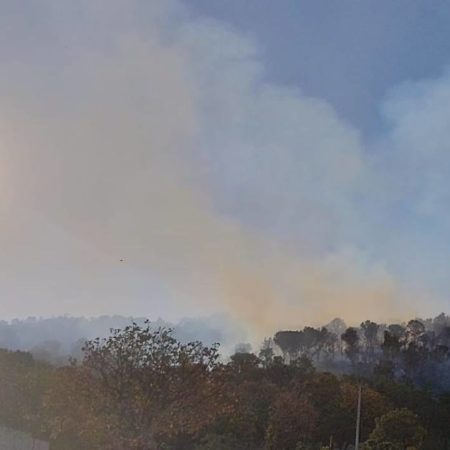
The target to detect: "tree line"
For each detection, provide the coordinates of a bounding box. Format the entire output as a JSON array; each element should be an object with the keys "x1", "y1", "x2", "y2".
[
  {"x1": 272, "y1": 314, "x2": 450, "y2": 391},
  {"x1": 0, "y1": 315, "x2": 450, "y2": 449}
]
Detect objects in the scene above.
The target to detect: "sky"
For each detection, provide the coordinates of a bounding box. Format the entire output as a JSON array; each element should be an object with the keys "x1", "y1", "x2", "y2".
[
  {"x1": 186, "y1": 0, "x2": 450, "y2": 135},
  {"x1": 1, "y1": 0, "x2": 450, "y2": 336}
]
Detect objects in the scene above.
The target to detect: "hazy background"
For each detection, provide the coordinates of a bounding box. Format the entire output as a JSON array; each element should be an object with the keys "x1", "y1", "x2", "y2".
[{"x1": 1, "y1": 0, "x2": 450, "y2": 338}]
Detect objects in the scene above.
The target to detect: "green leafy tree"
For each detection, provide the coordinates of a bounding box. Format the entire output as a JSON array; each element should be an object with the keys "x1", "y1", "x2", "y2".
[{"x1": 363, "y1": 408, "x2": 426, "y2": 450}]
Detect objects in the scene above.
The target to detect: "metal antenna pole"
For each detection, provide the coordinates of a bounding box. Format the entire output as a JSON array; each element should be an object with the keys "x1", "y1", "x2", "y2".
[{"x1": 355, "y1": 382, "x2": 362, "y2": 450}]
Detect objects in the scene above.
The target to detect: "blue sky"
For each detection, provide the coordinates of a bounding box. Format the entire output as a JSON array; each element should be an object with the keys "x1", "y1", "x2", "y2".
[{"x1": 0, "y1": 0, "x2": 449, "y2": 333}]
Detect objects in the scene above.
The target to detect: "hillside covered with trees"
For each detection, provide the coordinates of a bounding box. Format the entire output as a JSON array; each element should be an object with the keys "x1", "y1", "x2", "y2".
[{"x1": 1, "y1": 314, "x2": 450, "y2": 449}]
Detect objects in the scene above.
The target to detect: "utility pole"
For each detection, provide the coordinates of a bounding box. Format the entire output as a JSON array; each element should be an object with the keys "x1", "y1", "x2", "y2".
[{"x1": 354, "y1": 382, "x2": 362, "y2": 450}]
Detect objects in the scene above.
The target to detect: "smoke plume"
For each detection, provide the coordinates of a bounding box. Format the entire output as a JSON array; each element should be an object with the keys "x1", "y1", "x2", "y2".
[{"x1": 0, "y1": 0, "x2": 433, "y2": 338}]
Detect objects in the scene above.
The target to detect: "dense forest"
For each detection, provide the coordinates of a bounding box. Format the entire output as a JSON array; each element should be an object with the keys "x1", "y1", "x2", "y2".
[{"x1": 1, "y1": 314, "x2": 450, "y2": 449}]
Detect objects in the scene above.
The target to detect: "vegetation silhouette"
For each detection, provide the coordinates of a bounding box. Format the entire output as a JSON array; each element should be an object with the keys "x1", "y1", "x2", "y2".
[{"x1": 1, "y1": 314, "x2": 450, "y2": 449}]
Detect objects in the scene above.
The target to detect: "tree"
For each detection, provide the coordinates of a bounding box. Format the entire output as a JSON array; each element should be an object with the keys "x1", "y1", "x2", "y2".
[
  {"x1": 402, "y1": 320, "x2": 426, "y2": 348},
  {"x1": 361, "y1": 321, "x2": 380, "y2": 361},
  {"x1": 301, "y1": 373, "x2": 348, "y2": 446},
  {"x1": 381, "y1": 331, "x2": 401, "y2": 362},
  {"x1": 340, "y1": 382, "x2": 390, "y2": 443},
  {"x1": 318, "y1": 328, "x2": 338, "y2": 361},
  {"x1": 431, "y1": 313, "x2": 450, "y2": 335},
  {"x1": 0, "y1": 349, "x2": 51, "y2": 439},
  {"x1": 341, "y1": 327, "x2": 360, "y2": 366},
  {"x1": 229, "y1": 351, "x2": 260, "y2": 376},
  {"x1": 302, "y1": 327, "x2": 331, "y2": 358},
  {"x1": 214, "y1": 378, "x2": 279, "y2": 448},
  {"x1": 274, "y1": 331, "x2": 303, "y2": 363},
  {"x1": 325, "y1": 318, "x2": 347, "y2": 337},
  {"x1": 387, "y1": 324, "x2": 405, "y2": 339},
  {"x1": 363, "y1": 408, "x2": 426, "y2": 450},
  {"x1": 266, "y1": 392, "x2": 318, "y2": 450},
  {"x1": 47, "y1": 322, "x2": 222, "y2": 449},
  {"x1": 259, "y1": 338, "x2": 275, "y2": 368}
]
